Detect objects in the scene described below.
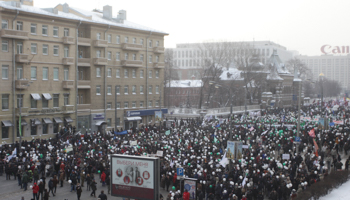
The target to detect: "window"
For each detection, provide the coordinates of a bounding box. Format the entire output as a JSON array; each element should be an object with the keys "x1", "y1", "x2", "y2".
[
  {"x1": 156, "y1": 55, "x2": 159, "y2": 63},
  {"x1": 107, "y1": 68, "x2": 112, "y2": 77},
  {"x1": 116, "y1": 69, "x2": 120, "y2": 78},
  {"x1": 2, "y1": 126, "x2": 9, "y2": 139},
  {"x1": 132, "y1": 54, "x2": 136, "y2": 60},
  {"x1": 42, "y1": 96, "x2": 48, "y2": 108},
  {"x1": 108, "y1": 51, "x2": 112, "y2": 60},
  {"x1": 140, "y1": 70, "x2": 144, "y2": 78},
  {"x1": 53, "y1": 45, "x2": 59, "y2": 56},
  {"x1": 96, "y1": 67, "x2": 101, "y2": 77},
  {"x1": 17, "y1": 94, "x2": 23, "y2": 108},
  {"x1": 17, "y1": 21, "x2": 23, "y2": 30},
  {"x1": 140, "y1": 101, "x2": 144, "y2": 108},
  {"x1": 148, "y1": 100, "x2": 152, "y2": 107},
  {"x1": 42, "y1": 44, "x2": 48, "y2": 55},
  {"x1": 107, "y1": 118, "x2": 112, "y2": 127},
  {"x1": 43, "y1": 67, "x2": 48, "y2": 80},
  {"x1": 132, "y1": 85, "x2": 136, "y2": 94},
  {"x1": 107, "y1": 103, "x2": 112, "y2": 109},
  {"x1": 155, "y1": 100, "x2": 159, "y2": 107},
  {"x1": 149, "y1": 55, "x2": 152, "y2": 63},
  {"x1": 64, "y1": 28, "x2": 69, "y2": 36},
  {"x1": 1, "y1": 20, "x2": 8, "y2": 29},
  {"x1": 97, "y1": 33, "x2": 101, "y2": 40},
  {"x1": 64, "y1": 94, "x2": 69, "y2": 105},
  {"x1": 140, "y1": 39, "x2": 144, "y2": 46},
  {"x1": 42, "y1": 25, "x2": 48, "y2": 35},
  {"x1": 2, "y1": 65, "x2": 8, "y2": 79},
  {"x1": 156, "y1": 41, "x2": 159, "y2": 47},
  {"x1": 124, "y1": 85, "x2": 129, "y2": 94},
  {"x1": 140, "y1": 85, "x2": 144, "y2": 94},
  {"x1": 2, "y1": 94, "x2": 9, "y2": 110},
  {"x1": 53, "y1": 94, "x2": 59, "y2": 107},
  {"x1": 149, "y1": 85, "x2": 153, "y2": 94},
  {"x1": 64, "y1": 68, "x2": 69, "y2": 80},
  {"x1": 31, "y1": 96, "x2": 37, "y2": 109},
  {"x1": 116, "y1": 102, "x2": 120, "y2": 109},
  {"x1": 107, "y1": 85, "x2": 112, "y2": 95},
  {"x1": 156, "y1": 70, "x2": 159, "y2": 78},
  {"x1": 125, "y1": 37, "x2": 128, "y2": 43},
  {"x1": 124, "y1": 69, "x2": 128, "y2": 78},
  {"x1": 53, "y1": 27, "x2": 58, "y2": 37},
  {"x1": 116, "y1": 85, "x2": 120, "y2": 94},
  {"x1": 156, "y1": 85, "x2": 159, "y2": 94},
  {"x1": 2, "y1": 40, "x2": 8, "y2": 52},
  {"x1": 116, "y1": 52, "x2": 120, "y2": 61},
  {"x1": 43, "y1": 122, "x2": 48, "y2": 134},
  {"x1": 96, "y1": 85, "x2": 101, "y2": 95},
  {"x1": 133, "y1": 38, "x2": 136, "y2": 44},
  {"x1": 116, "y1": 35, "x2": 120, "y2": 44},
  {"x1": 108, "y1": 34, "x2": 111, "y2": 43},
  {"x1": 140, "y1": 54, "x2": 144, "y2": 61},
  {"x1": 149, "y1": 70, "x2": 152, "y2": 78},
  {"x1": 31, "y1": 24, "x2": 37, "y2": 34},
  {"x1": 132, "y1": 101, "x2": 136, "y2": 108},
  {"x1": 53, "y1": 67, "x2": 58, "y2": 81},
  {"x1": 132, "y1": 69, "x2": 136, "y2": 78},
  {"x1": 17, "y1": 42, "x2": 23, "y2": 54},
  {"x1": 124, "y1": 53, "x2": 128, "y2": 60},
  {"x1": 31, "y1": 43, "x2": 37, "y2": 54},
  {"x1": 124, "y1": 102, "x2": 129, "y2": 108},
  {"x1": 30, "y1": 120, "x2": 37, "y2": 136},
  {"x1": 31, "y1": 66, "x2": 37, "y2": 80},
  {"x1": 16, "y1": 66, "x2": 23, "y2": 80},
  {"x1": 96, "y1": 50, "x2": 101, "y2": 58},
  {"x1": 149, "y1": 40, "x2": 152, "y2": 47},
  {"x1": 64, "y1": 46, "x2": 69, "y2": 57}
]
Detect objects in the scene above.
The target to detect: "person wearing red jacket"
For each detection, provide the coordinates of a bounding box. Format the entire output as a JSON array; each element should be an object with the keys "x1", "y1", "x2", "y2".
[
  {"x1": 60, "y1": 162, "x2": 65, "y2": 171},
  {"x1": 101, "y1": 171, "x2": 106, "y2": 186},
  {"x1": 183, "y1": 189, "x2": 190, "y2": 200},
  {"x1": 32, "y1": 182, "x2": 39, "y2": 200}
]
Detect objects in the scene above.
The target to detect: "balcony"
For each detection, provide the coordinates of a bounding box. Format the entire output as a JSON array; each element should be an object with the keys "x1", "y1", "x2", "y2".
[
  {"x1": 77, "y1": 104, "x2": 91, "y2": 110},
  {"x1": 122, "y1": 43, "x2": 143, "y2": 51},
  {"x1": 0, "y1": 29, "x2": 29, "y2": 40},
  {"x1": 93, "y1": 58, "x2": 108, "y2": 65},
  {"x1": 62, "y1": 105, "x2": 74, "y2": 114},
  {"x1": 15, "y1": 54, "x2": 29, "y2": 63},
  {"x1": 78, "y1": 80, "x2": 91, "y2": 89},
  {"x1": 62, "y1": 57, "x2": 74, "y2": 65},
  {"x1": 15, "y1": 79, "x2": 29, "y2": 89},
  {"x1": 16, "y1": 107, "x2": 29, "y2": 116},
  {"x1": 63, "y1": 36, "x2": 75, "y2": 44},
  {"x1": 78, "y1": 37, "x2": 91, "y2": 46},
  {"x1": 78, "y1": 58, "x2": 91, "y2": 67},
  {"x1": 62, "y1": 80, "x2": 74, "y2": 89},
  {"x1": 153, "y1": 47, "x2": 165, "y2": 54},
  {"x1": 93, "y1": 40, "x2": 108, "y2": 48},
  {"x1": 153, "y1": 62, "x2": 165, "y2": 68},
  {"x1": 121, "y1": 60, "x2": 143, "y2": 68}
]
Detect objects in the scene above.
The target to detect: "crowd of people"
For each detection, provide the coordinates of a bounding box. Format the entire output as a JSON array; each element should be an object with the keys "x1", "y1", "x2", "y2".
[{"x1": 0, "y1": 99, "x2": 350, "y2": 200}]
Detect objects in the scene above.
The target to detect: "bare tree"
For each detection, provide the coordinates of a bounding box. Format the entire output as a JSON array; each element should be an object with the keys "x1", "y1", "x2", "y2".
[
  {"x1": 164, "y1": 49, "x2": 179, "y2": 107},
  {"x1": 286, "y1": 58, "x2": 311, "y2": 80}
]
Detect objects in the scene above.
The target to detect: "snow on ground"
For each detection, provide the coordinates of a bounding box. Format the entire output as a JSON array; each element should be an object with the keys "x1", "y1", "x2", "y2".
[{"x1": 319, "y1": 178, "x2": 350, "y2": 200}]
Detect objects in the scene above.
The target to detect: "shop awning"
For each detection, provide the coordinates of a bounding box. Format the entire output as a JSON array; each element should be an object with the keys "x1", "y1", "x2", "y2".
[
  {"x1": 30, "y1": 93, "x2": 41, "y2": 100},
  {"x1": 42, "y1": 93, "x2": 52, "y2": 100},
  {"x1": 42, "y1": 118, "x2": 53, "y2": 124},
  {"x1": 95, "y1": 121, "x2": 107, "y2": 126},
  {"x1": 20, "y1": 119, "x2": 27, "y2": 126},
  {"x1": 64, "y1": 117, "x2": 73, "y2": 123},
  {"x1": 125, "y1": 117, "x2": 142, "y2": 121},
  {"x1": 1, "y1": 120, "x2": 13, "y2": 127},
  {"x1": 53, "y1": 117, "x2": 63, "y2": 123},
  {"x1": 32, "y1": 118, "x2": 41, "y2": 125}
]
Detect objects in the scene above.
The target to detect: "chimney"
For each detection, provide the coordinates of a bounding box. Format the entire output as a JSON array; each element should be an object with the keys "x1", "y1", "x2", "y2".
[
  {"x1": 103, "y1": 5, "x2": 112, "y2": 20},
  {"x1": 117, "y1": 9, "x2": 126, "y2": 23},
  {"x1": 191, "y1": 75, "x2": 196, "y2": 80},
  {"x1": 62, "y1": 3, "x2": 69, "y2": 13}
]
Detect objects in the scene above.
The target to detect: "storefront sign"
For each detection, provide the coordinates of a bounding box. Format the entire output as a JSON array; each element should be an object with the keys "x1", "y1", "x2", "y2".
[
  {"x1": 93, "y1": 114, "x2": 105, "y2": 120},
  {"x1": 126, "y1": 109, "x2": 168, "y2": 117}
]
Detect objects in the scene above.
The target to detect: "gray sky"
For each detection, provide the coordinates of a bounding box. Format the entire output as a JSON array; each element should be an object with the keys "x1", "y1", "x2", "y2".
[{"x1": 34, "y1": 0, "x2": 350, "y2": 56}]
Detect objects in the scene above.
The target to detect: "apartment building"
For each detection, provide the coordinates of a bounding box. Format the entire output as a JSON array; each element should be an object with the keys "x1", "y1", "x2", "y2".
[{"x1": 0, "y1": 0, "x2": 168, "y2": 143}]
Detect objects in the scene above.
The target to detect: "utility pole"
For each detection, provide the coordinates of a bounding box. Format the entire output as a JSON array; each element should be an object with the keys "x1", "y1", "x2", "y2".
[{"x1": 296, "y1": 80, "x2": 302, "y2": 154}]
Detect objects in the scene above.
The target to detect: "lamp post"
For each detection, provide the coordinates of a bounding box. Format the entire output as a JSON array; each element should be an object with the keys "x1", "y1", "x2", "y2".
[
  {"x1": 296, "y1": 79, "x2": 302, "y2": 154},
  {"x1": 319, "y1": 73, "x2": 324, "y2": 110},
  {"x1": 114, "y1": 85, "x2": 118, "y2": 132},
  {"x1": 18, "y1": 80, "x2": 32, "y2": 155}
]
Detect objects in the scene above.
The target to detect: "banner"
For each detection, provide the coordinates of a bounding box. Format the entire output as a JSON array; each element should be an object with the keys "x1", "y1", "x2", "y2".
[
  {"x1": 115, "y1": 130, "x2": 128, "y2": 135},
  {"x1": 226, "y1": 141, "x2": 235, "y2": 160},
  {"x1": 184, "y1": 178, "x2": 197, "y2": 200},
  {"x1": 155, "y1": 111, "x2": 162, "y2": 122}
]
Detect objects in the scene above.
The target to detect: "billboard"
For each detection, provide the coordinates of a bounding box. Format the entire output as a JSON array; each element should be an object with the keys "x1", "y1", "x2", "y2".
[
  {"x1": 226, "y1": 141, "x2": 243, "y2": 160},
  {"x1": 184, "y1": 178, "x2": 197, "y2": 200},
  {"x1": 155, "y1": 111, "x2": 162, "y2": 122},
  {"x1": 111, "y1": 155, "x2": 160, "y2": 200}
]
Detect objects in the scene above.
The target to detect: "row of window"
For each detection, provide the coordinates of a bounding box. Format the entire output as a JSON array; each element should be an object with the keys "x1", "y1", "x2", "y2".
[
  {"x1": 108, "y1": 52, "x2": 160, "y2": 63},
  {"x1": 1, "y1": 93, "x2": 69, "y2": 110},
  {"x1": 173, "y1": 49, "x2": 271, "y2": 58},
  {"x1": 102, "y1": 33, "x2": 160, "y2": 47},
  {"x1": 97, "y1": 85, "x2": 161, "y2": 95},
  {"x1": 98, "y1": 68, "x2": 160, "y2": 79},
  {"x1": 2, "y1": 40, "x2": 68, "y2": 57},
  {"x1": 106, "y1": 100, "x2": 160, "y2": 109},
  {"x1": 1, "y1": 65, "x2": 70, "y2": 81}
]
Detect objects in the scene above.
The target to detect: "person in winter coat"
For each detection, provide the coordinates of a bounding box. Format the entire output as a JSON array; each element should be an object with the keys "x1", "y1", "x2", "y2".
[
  {"x1": 160, "y1": 174, "x2": 166, "y2": 189},
  {"x1": 59, "y1": 169, "x2": 65, "y2": 187},
  {"x1": 101, "y1": 171, "x2": 106, "y2": 186},
  {"x1": 52, "y1": 175, "x2": 58, "y2": 194},
  {"x1": 86, "y1": 174, "x2": 92, "y2": 191},
  {"x1": 38, "y1": 181, "x2": 44, "y2": 200},
  {"x1": 76, "y1": 183, "x2": 82, "y2": 200},
  {"x1": 43, "y1": 189, "x2": 49, "y2": 200},
  {"x1": 90, "y1": 179, "x2": 97, "y2": 197},
  {"x1": 98, "y1": 190, "x2": 108, "y2": 200},
  {"x1": 22, "y1": 171, "x2": 29, "y2": 191},
  {"x1": 80, "y1": 170, "x2": 85, "y2": 187},
  {"x1": 70, "y1": 170, "x2": 77, "y2": 192},
  {"x1": 32, "y1": 182, "x2": 39, "y2": 200},
  {"x1": 105, "y1": 175, "x2": 111, "y2": 194},
  {"x1": 165, "y1": 175, "x2": 171, "y2": 191},
  {"x1": 48, "y1": 178, "x2": 55, "y2": 196},
  {"x1": 183, "y1": 189, "x2": 190, "y2": 200}
]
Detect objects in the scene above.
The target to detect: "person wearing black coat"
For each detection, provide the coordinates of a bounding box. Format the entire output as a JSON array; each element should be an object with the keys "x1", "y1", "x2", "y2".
[
  {"x1": 90, "y1": 179, "x2": 97, "y2": 197},
  {"x1": 76, "y1": 183, "x2": 82, "y2": 200},
  {"x1": 98, "y1": 190, "x2": 107, "y2": 200},
  {"x1": 48, "y1": 178, "x2": 55, "y2": 196},
  {"x1": 38, "y1": 181, "x2": 44, "y2": 200}
]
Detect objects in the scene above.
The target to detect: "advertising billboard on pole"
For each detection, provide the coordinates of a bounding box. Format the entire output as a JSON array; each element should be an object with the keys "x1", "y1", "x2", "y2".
[
  {"x1": 111, "y1": 154, "x2": 160, "y2": 200},
  {"x1": 184, "y1": 178, "x2": 197, "y2": 200}
]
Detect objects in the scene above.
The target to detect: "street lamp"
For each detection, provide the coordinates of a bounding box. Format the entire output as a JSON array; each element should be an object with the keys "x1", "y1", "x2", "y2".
[{"x1": 319, "y1": 73, "x2": 324, "y2": 109}]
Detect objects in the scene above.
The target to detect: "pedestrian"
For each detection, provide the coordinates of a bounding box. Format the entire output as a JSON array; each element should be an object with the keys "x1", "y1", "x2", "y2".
[
  {"x1": 43, "y1": 188, "x2": 49, "y2": 200},
  {"x1": 183, "y1": 189, "x2": 190, "y2": 200},
  {"x1": 59, "y1": 169, "x2": 64, "y2": 187},
  {"x1": 106, "y1": 175, "x2": 110, "y2": 194},
  {"x1": 70, "y1": 170, "x2": 77, "y2": 192},
  {"x1": 90, "y1": 179, "x2": 97, "y2": 197},
  {"x1": 22, "y1": 171, "x2": 29, "y2": 191},
  {"x1": 98, "y1": 190, "x2": 107, "y2": 200},
  {"x1": 76, "y1": 183, "x2": 82, "y2": 200},
  {"x1": 52, "y1": 175, "x2": 58, "y2": 194},
  {"x1": 80, "y1": 170, "x2": 85, "y2": 187},
  {"x1": 32, "y1": 182, "x2": 39, "y2": 200},
  {"x1": 101, "y1": 171, "x2": 106, "y2": 186},
  {"x1": 48, "y1": 177, "x2": 55, "y2": 196},
  {"x1": 86, "y1": 174, "x2": 91, "y2": 191},
  {"x1": 38, "y1": 181, "x2": 44, "y2": 200}
]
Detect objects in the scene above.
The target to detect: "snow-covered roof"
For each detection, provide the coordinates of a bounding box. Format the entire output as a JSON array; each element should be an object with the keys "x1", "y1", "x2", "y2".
[
  {"x1": 166, "y1": 80, "x2": 203, "y2": 88},
  {"x1": 0, "y1": 1, "x2": 167, "y2": 34},
  {"x1": 266, "y1": 49, "x2": 290, "y2": 74},
  {"x1": 219, "y1": 67, "x2": 243, "y2": 80}
]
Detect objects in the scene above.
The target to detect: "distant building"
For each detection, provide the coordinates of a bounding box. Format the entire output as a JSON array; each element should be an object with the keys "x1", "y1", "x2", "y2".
[{"x1": 164, "y1": 79, "x2": 202, "y2": 108}]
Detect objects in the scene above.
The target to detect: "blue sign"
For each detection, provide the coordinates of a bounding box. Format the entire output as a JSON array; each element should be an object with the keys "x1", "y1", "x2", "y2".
[
  {"x1": 126, "y1": 108, "x2": 168, "y2": 117},
  {"x1": 177, "y1": 168, "x2": 184, "y2": 176},
  {"x1": 295, "y1": 137, "x2": 301, "y2": 142}
]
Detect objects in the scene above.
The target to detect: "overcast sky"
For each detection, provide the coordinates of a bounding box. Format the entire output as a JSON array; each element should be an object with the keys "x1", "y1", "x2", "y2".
[{"x1": 34, "y1": 0, "x2": 350, "y2": 56}]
